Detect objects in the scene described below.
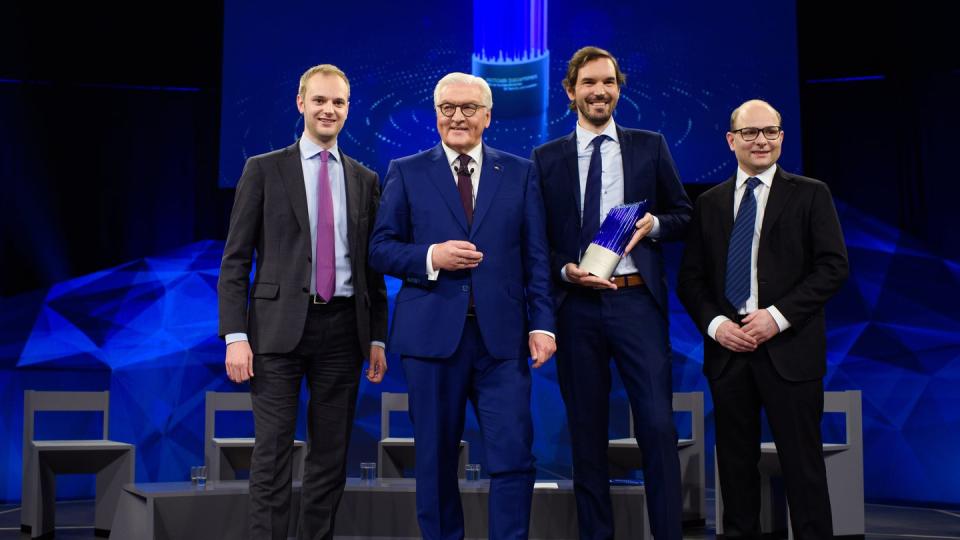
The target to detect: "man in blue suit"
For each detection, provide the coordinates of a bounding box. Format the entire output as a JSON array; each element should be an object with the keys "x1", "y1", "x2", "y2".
[
  {"x1": 369, "y1": 72, "x2": 556, "y2": 540},
  {"x1": 531, "y1": 47, "x2": 692, "y2": 540}
]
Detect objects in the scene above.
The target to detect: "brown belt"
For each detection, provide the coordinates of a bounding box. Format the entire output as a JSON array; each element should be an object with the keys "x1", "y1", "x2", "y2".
[{"x1": 610, "y1": 273, "x2": 644, "y2": 288}]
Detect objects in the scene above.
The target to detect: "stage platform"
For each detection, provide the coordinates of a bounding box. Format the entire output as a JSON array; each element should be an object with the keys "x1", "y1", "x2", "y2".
[{"x1": 106, "y1": 478, "x2": 650, "y2": 539}]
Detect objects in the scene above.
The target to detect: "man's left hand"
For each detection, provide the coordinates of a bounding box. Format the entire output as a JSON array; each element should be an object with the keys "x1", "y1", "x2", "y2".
[
  {"x1": 528, "y1": 334, "x2": 557, "y2": 368},
  {"x1": 741, "y1": 309, "x2": 780, "y2": 345},
  {"x1": 366, "y1": 346, "x2": 387, "y2": 383},
  {"x1": 623, "y1": 213, "x2": 654, "y2": 256}
]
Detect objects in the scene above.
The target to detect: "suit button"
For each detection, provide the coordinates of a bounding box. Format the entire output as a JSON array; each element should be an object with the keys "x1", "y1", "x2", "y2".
[
  {"x1": 302, "y1": 287, "x2": 308, "y2": 293},
  {"x1": 307, "y1": 256, "x2": 312, "y2": 262},
  {"x1": 461, "y1": 285, "x2": 470, "y2": 292}
]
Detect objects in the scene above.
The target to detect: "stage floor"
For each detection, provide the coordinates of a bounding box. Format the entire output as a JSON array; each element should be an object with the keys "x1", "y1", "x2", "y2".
[{"x1": 1, "y1": 489, "x2": 958, "y2": 539}]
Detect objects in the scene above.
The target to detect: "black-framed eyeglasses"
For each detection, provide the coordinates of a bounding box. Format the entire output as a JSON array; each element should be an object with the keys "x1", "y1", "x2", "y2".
[
  {"x1": 731, "y1": 126, "x2": 782, "y2": 141},
  {"x1": 437, "y1": 103, "x2": 486, "y2": 118}
]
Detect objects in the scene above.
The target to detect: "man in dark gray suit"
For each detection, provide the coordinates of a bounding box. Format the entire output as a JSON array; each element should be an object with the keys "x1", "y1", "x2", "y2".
[{"x1": 218, "y1": 64, "x2": 388, "y2": 540}]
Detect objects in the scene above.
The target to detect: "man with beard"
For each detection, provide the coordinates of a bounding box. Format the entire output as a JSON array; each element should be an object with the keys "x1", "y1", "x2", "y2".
[
  {"x1": 219, "y1": 64, "x2": 388, "y2": 539},
  {"x1": 531, "y1": 46, "x2": 692, "y2": 540}
]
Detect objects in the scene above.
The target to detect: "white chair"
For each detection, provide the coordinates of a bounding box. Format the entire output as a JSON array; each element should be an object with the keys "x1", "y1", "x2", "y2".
[
  {"x1": 204, "y1": 391, "x2": 305, "y2": 481},
  {"x1": 608, "y1": 391, "x2": 706, "y2": 524},
  {"x1": 21, "y1": 390, "x2": 135, "y2": 538},
  {"x1": 378, "y1": 392, "x2": 469, "y2": 478},
  {"x1": 715, "y1": 390, "x2": 864, "y2": 538}
]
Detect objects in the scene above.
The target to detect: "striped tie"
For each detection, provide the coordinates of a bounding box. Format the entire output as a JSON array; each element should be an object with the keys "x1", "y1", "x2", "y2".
[{"x1": 724, "y1": 177, "x2": 761, "y2": 309}]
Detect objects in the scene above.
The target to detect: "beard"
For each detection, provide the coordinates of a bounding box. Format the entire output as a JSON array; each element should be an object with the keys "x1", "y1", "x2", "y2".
[{"x1": 578, "y1": 97, "x2": 614, "y2": 127}]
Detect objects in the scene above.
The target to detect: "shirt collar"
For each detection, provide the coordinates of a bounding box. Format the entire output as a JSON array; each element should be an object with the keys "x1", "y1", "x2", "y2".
[
  {"x1": 576, "y1": 120, "x2": 619, "y2": 153},
  {"x1": 441, "y1": 141, "x2": 483, "y2": 169},
  {"x1": 299, "y1": 135, "x2": 339, "y2": 162},
  {"x1": 736, "y1": 163, "x2": 777, "y2": 189}
]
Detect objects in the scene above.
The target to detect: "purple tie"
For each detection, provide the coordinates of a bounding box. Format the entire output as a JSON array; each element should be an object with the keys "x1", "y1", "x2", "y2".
[
  {"x1": 456, "y1": 154, "x2": 474, "y2": 226},
  {"x1": 315, "y1": 150, "x2": 335, "y2": 301}
]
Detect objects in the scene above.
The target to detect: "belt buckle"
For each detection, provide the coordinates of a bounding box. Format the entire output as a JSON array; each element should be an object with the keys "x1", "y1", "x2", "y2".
[{"x1": 312, "y1": 295, "x2": 329, "y2": 305}]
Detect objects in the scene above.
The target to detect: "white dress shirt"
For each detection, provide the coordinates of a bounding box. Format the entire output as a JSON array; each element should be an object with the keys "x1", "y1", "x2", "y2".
[
  {"x1": 706, "y1": 164, "x2": 791, "y2": 340},
  {"x1": 561, "y1": 121, "x2": 661, "y2": 281}
]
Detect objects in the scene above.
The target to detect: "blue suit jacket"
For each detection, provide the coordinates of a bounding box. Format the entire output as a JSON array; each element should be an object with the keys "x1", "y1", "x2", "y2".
[
  {"x1": 532, "y1": 126, "x2": 692, "y2": 314},
  {"x1": 369, "y1": 144, "x2": 556, "y2": 359}
]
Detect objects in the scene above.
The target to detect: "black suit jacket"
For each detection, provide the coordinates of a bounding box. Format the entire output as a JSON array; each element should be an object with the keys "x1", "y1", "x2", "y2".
[
  {"x1": 532, "y1": 126, "x2": 692, "y2": 314},
  {"x1": 218, "y1": 141, "x2": 388, "y2": 355},
  {"x1": 677, "y1": 167, "x2": 848, "y2": 381}
]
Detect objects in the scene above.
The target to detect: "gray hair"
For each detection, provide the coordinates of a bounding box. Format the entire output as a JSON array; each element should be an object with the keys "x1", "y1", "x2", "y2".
[{"x1": 433, "y1": 72, "x2": 493, "y2": 110}]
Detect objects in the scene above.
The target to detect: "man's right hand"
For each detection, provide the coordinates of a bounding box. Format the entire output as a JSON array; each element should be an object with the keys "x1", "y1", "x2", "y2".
[
  {"x1": 432, "y1": 240, "x2": 483, "y2": 272},
  {"x1": 225, "y1": 341, "x2": 254, "y2": 383},
  {"x1": 715, "y1": 320, "x2": 758, "y2": 353},
  {"x1": 564, "y1": 263, "x2": 617, "y2": 289}
]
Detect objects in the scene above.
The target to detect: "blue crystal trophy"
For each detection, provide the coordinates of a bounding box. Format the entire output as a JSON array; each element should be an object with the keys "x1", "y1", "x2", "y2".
[{"x1": 579, "y1": 200, "x2": 649, "y2": 279}]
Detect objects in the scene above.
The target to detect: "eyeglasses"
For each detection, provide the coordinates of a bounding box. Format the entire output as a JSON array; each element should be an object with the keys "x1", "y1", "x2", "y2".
[
  {"x1": 437, "y1": 103, "x2": 486, "y2": 118},
  {"x1": 731, "y1": 126, "x2": 782, "y2": 141}
]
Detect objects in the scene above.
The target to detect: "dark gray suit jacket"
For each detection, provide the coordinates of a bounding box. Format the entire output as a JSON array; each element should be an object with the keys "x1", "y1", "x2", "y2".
[
  {"x1": 218, "y1": 140, "x2": 388, "y2": 355},
  {"x1": 677, "y1": 167, "x2": 849, "y2": 381}
]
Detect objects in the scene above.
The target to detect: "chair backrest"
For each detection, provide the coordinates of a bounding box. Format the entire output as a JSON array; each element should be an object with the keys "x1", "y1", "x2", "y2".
[
  {"x1": 23, "y1": 390, "x2": 111, "y2": 444},
  {"x1": 823, "y1": 390, "x2": 862, "y2": 448},
  {"x1": 22, "y1": 390, "x2": 111, "y2": 486},
  {"x1": 380, "y1": 392, "x2": 409, "y2": 439},
  {"x1": 204, "y1": 391, "x2": 253, "y2": 465},
  {"x1": 628, "y1": 391, "x2": 704, "y2": 443}
]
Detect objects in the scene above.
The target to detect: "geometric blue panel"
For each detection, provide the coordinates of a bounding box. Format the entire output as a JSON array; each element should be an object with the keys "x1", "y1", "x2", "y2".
[{"x1": 1, "y1": 204, "x2": 959, "y2": 506}]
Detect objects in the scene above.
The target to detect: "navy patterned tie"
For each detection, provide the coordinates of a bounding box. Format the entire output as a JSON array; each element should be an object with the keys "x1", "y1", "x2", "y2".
[
  {"x1": 580, "y1": 134, "x2": 609, "y2": 256},
  {"x1": 725, "y1": 177, "x2": 762, "y2": 309}
]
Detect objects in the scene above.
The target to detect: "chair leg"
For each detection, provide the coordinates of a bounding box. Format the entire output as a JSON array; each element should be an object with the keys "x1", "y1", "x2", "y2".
[{"x1": 95, "y1": 449, "x2": 134, "y2": 533}]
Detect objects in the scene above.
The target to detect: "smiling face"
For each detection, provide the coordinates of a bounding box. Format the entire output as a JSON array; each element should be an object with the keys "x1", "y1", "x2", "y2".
[
  {"x1": 296, "y1": 72, "x2": 349, "y2": 147},
  {"x1": 727, "y1": 101, "x2": 783, "y2": 176},
  {"x1": 566, "y1": 57, "x2": 620, "y2": 132},
  {"x1": 436, "y1": 82, "x2": 491, "y2": 153}
]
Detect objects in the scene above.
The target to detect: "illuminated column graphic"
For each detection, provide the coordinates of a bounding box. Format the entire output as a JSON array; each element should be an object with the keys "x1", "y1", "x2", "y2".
[{"x1": 472, "y1": 0, "x2": 549, "y2": 117}]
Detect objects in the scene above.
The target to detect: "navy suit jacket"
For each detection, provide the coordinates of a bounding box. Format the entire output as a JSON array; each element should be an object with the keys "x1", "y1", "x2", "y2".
[
  {"x1": 369, "y1": 144, "x2": 555, "y2": 359},
  {"x1": 532, "y1": 126, "x2": 692, "y2": 314}
]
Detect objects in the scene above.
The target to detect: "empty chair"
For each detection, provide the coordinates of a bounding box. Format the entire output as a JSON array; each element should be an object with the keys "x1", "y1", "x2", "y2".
[
  {"x1": 378, "y1": 392, "x2": 469, "y2": 478},
  {"x1": 204, "y1": 391, "x2": 305, "y2": 482},
  {"x1": 607, "y1": 391, "x2": 705, "y2": 525},
  {"x1": 715, "y1": 390, "x2": 864, "y2": 538},
  {"x1": 21, "y1": 390, "x2": 135, "y2": 538}
]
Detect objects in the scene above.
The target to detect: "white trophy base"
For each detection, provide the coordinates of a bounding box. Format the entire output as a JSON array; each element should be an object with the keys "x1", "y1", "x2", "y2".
[{"x1": 579, "y1": 244, "x2": 621, "y2": 280}]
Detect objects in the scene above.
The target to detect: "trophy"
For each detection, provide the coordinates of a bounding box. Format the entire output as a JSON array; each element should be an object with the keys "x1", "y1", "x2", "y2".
[{"x1": 579, "y1": 200, "x2": 649, "y2": 280}]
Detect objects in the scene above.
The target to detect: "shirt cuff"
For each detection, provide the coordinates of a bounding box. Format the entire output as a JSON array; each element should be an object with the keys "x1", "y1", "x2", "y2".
[
  {"x1": 766, "y1": 306, "x2": 791, "y2": 332},
  {"x1": 370, "y1": 341, "x2": 386, "y2": 349},
  {"x1": 648, "y1": 215, "x2": 661, "y2": 239},
  {"x1": 529, "y1": 330, "x2": 556, "y2": 340},
  {"x1": 560, "y1": 265, "x2": 571, "y2": 282},
  {"x1": 706, "y1": 316, "x2": 730, "y2": 341},
  {"x1": 225, "y1": 332, "x2": 248, "y2": 345},
  {"x1": 426, "y1": 244, "x2": 440, "y2": 281}
]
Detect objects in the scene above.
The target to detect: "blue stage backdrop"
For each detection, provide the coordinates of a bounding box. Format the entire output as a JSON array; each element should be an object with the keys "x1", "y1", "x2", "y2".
[
  {"x1": 2, "y1": 203, "x2": 959, "y2": 505},
  {"x1": 218, "y1": 0, "x2": 802, "y2": 187}
]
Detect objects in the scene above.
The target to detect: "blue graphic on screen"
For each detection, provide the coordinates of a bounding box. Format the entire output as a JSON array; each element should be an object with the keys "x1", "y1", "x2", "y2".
[
  {"x1": 471, "y1": 0, "x2": 549, "y2": 117},
  {"x1": 217, "y1": 0, "x2": 802, "y2": 187}
]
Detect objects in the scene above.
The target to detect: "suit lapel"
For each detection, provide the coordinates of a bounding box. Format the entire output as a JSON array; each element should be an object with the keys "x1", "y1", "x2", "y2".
[
  {"x1": 760, "y1": 167, "x2": 795, "y2": 239},
  {"x1": 470, "y1": 145, "x2": 503, "y2": 236},
  {"x1": 426, "y1": 145, "x2": 469, "y2": 234},
  {"x1": 718, "y1": 175, "x2": 736, "y2": 242},
  {"x1": 617, "y1": 126, "x2": 638, "y2": 204},
  {"x1": 279, "y1": 142, "x2": 310, "y2": 234},
  {"x1": 340, "y1": 151, "x2": 362, "y2": 257},
  {"x1": 562, "y1": 131, "x2": 582, "y2": 231}
]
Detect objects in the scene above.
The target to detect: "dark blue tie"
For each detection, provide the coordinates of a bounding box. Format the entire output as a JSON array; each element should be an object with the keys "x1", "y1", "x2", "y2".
[
  {"x1": 725, "y1": 177, "x2": 762, "y2": 309},
  {"x1": 580, "y1": 134, "x2": 609, "y2": 256}
]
